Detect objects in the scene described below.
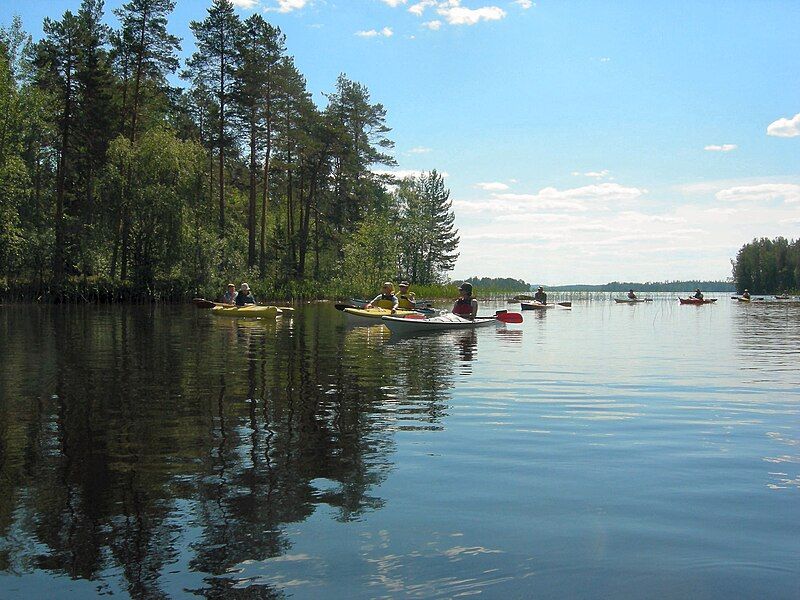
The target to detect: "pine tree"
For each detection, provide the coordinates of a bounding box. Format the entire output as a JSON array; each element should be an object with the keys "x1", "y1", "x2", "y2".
[
  {"x1": 184, "y1": 0, "x2": 241, "y2": 236},
  {"x1": 233, "y1": 14, "x2": 285, "y2": 268},
  {"x1": 396, "y1": 170, "x2": 459, "y2": 285}
]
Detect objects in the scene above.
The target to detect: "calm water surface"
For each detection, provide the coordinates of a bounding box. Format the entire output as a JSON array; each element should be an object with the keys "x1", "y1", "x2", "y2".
[{"x1": 1, "y1": 296, "x2": 798, "y2": 598}]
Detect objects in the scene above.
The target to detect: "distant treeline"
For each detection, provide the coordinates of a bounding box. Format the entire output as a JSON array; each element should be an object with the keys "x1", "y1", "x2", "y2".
[
  {"x1": 0, "y1": 1, "x2": 459, "y2": 302},
  {"x1": 463, "y1": 276, "x2": 531, "y2": 292},
  {"x1": 546, "y1": 281, "x2": 736, "y2": 292},
  {"x1": 732, "y1": 237, "x2": 799, "y2": 294}
]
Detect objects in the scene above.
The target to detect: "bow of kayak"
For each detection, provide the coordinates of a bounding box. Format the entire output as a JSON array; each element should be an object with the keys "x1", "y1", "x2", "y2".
[
  {"x1": 342, "y1": 307, "x2": 419, "y2": 326},
  {"x1": 382, "y1": 313, "x2": 498, "y2": 334},
  {"x1": 679, "y1": 298, "x2": 717, "y2": 305},
  {"x1": 211, "y1": 305, "x2": 283, "y2": 318}
]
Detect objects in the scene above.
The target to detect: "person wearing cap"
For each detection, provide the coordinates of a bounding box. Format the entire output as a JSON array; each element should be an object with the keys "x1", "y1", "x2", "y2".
[
  {"x1": 235, "y1": 283, "x2": 257, "y2": 306},
  {"x1": 397, "y1": 281, "x2": 416, "y2": 310},
  {"x1": 627, "y1": 289, "x2": 637, "y2": 300},
  {"x1": 693, "y1": 288, "x2": 704, "y2": 300},
  {"x1": 452, "y1": 282, "x2": 478, "y2": 319},
  {"x1": 365, "y1": 282, "x2": 399, "y2": 312},
  {"x1": 533, "y1": 286, "x2": 547, "y2": 304},
  {"x1": 222, "y1": 283, "x2": 236, "y2": 305},
  {"x1": 741, "y1": 289, "x2": 751, "y2": 300}
]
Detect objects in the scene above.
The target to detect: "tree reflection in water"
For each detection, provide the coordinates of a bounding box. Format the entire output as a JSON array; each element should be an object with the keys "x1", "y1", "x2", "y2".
[{"x1": 0, "y1": 304, "x2": 477, "y2": 597}]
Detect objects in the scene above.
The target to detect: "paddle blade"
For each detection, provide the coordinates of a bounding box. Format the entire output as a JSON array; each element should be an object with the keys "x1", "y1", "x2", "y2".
[
  {"x1": 335, "y1": 303, "x2": 356, "y2": 311},
  {"x1": 496, "y1": 312, "x2": 523, "y2": 323},
  {"x1": 404, "y1": 313, "x2": 426, "y2": 319},
  {"x1": 557, "y1": 301, "x2": 572, "y2": 307}
]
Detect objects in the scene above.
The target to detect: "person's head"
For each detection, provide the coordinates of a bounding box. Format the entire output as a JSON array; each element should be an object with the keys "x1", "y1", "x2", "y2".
[
  {"x1": 459, "y1": 282, "x2": 473, "y2": 296},
  {"x1": 695, "y1": 288, "x2": 701, "y2": 292},
  {"x1": 227, "y1": 283, "x2": 235, "y2": 291},
  {"x1": 629, "y1": 289, "x2": 634, "y2": 292},
  {"x1": 382, "y1": 281, "x2": 394, "y2": 294},
  {"x1": 399, "y1": 281, "x2": 410, "y2": 290},
  {"x1": 240, "y1": 283, "x2": 251, "y2": 293},
  {"x1": 538, "y1": 286, "x2": 544, "y2": 291},
  {"x1": 744, "y1": 289, "x2": 749, "y2": 292}
]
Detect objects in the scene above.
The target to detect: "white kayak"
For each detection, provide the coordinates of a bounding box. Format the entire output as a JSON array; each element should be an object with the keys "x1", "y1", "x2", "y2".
[{"x1": 381, "y1": 313, "x2": 498, "y2": 334}]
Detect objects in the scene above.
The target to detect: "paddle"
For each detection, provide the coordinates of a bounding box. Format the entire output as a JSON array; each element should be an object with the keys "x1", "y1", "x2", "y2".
[
  {"x1": 335, "y1": 303, "x2": 357, "y2": 311},
  {"x1": 557, "y1": 301, "x2": 572, "y2": 307},
  {"x1": 495, "y1": 310, "x2": 523, "y2": 323}
]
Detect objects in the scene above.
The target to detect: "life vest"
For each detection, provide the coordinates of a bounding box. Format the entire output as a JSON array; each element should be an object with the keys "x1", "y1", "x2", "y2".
[
  {"x1": 374, "y1": 294, "x2": 397, "y2": 309},
  {"x1": 453, "y1": 297, "x2": 473, "y2": 316},
  {"x1": 398, "y1": 292, "x2": 416, "y2": 309}
]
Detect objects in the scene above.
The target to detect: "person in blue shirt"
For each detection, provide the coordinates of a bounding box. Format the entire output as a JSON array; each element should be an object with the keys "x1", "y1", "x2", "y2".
[{"x1": 222, "y1": 283, "x2": 236, "y2": 304}]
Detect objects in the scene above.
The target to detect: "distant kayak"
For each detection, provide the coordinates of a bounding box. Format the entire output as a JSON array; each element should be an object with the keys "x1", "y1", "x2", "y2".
[
  {"x1": 614, "y1": 298, "x2": 653, "y2": 303},
  {"x1": 520, "y1": 301, "x2": 554, "y2": 310},
  {"x1": 382, "y1": 313, "x2": 498, "y2": 334},
  {"x1": 211, "y1": 305, "x2": 283, "y2": 318},
  {"x1": 679, "y1": 298, "x2": 717, "y2": 305}
]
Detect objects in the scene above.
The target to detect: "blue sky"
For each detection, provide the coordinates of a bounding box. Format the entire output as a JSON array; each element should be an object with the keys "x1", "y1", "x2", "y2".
[{"x1": 3, "y1": 0, "x2": 799, "y2": 284}]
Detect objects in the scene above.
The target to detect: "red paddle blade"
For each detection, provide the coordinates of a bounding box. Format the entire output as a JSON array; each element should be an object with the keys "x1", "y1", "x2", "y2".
[
  {"x1": 404, "y1": 313, "x2": 426, "y2": 319},
  {"x1": 496, "y1": 312, "x2": 523, "y2": 323}
]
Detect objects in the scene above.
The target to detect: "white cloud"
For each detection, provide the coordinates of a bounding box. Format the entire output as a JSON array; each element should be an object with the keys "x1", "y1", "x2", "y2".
[
  {"x1": 475, "y1": 182, "x2": 510, "y2": 191},
  {"x1": 424, "y1": 20, "x2": 442, "y2": 30},
  {"x1": 355, "y1": 27, "x2": 394, "y2": 37},
  {"x1": 514, "y1": 0, "x2": 533, "y2": 8},
  {"x1": 380, "y1": 0, "x2": 408, "y2": 6},
  {"x1": 716, "y1": 183, "x2": 800, "y2": 204},
  {"x1": 704, "y1": 144, "x2": 737, "y2": 152},
  {"x1": 573, "y1": 169, "x2": 611, "y2": 180},
  {"x1": 266, "y1": 0, "x2": 309, "y2": 12},
  {"x1": 408, "y1": 146, "x2": 432, "y2": 154},
  {"x1": 409, "y1": 0, "x2": 437, "y2": 16},
  {"x1": 437, "y1": 2, "x2": 506, "y2": 25},
  {"x1": 766, "y1": 113, "x2": 800, "y2": 138},
  {"x1": 231, "y1": 0, "x2": 259, "y2": 8}
]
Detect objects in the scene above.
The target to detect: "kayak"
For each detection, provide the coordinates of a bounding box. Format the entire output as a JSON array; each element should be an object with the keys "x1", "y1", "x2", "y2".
[
  {"x1": 736, "y1": 297, "x2": 751, "y2": 303},
  {"x1": 520, "y1": 301, "x2": 554, "y2": 310},
  {"x1": 614, "y1": 298, "x2": 653, "y2": 303},
  {"x1": 342, "y1": 307, "x2": 419, "y2": 326},
  {"x1": 679, "y1": 298, "x2": 717, "y2": 305},
  {"x1": 382, "y1": 313, "x2": 498, "y2": 334},
  {"x1": 211, "y1": 305, "x2": 283, "y2": 318}
]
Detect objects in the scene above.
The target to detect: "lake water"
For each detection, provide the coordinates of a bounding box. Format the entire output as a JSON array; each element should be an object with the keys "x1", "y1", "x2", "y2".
[{"x1": 1, "y1": 296, "x2": 798, "y2": 599}]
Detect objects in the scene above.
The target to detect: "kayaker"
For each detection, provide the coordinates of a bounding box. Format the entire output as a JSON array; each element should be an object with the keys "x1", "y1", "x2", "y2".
[
  {"x1": 453, "y1": 282, "x2": 478, "y2": 319},
  {"x1": 533, "y1": 286, "x2": 547, "y2": 304},
  {"x1": 235, "y1": 283, "x2": 257, "y2": 306},
  {"x1": 222, "y1": 283, "x2": 236, "y2": 305},
  {"x1": 627, "y1": 289, "x2": 637, "y2": 300},
  {"x1": 397, "y1": 281, "x2": 416, "y2": 309},
  {"x1": 693, "y1": 288, "x2": 704, "y2": 300},
  {"x1": 742, "y1": 289, "x2": 751, "y2": 300},
  {"x1": 365, "y1": 282, "x2": 400, "y2": 312}
]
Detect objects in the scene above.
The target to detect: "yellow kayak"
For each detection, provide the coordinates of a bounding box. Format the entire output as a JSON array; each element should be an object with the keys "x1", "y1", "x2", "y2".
[
  {"x1": 211, "y1": 305, "x2": 282, "y2": 318},
  {"x1": 342, "y1": 306, "x2": 418, "y2": 326}
]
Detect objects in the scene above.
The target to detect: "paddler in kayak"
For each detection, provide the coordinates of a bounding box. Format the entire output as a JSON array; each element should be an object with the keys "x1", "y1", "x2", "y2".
[
  {"x1": 397, "y1": 281, "x2": 416, "y2": 309},
  {"x1": 235, "y1": 283, "x2": 257, "y2": 306},
  {"x1": 627, "y1": 289, "x2": 637, "y2": 300},
  {"x1": 533, "y1": 286, "x2": 547, "y2": 304},
  {"x1": 693, "y1": 288, "x2": 704, "y2": 300},
  {"x1": 221, "y1": 283, "x2": 236, "y2": 305},
  {"x1": 742, "y1": 289, "x2": 751, "y2": 300},
  {"x1": 453, "y1": 282, "x2": 478, "y2": 319},
  {"x1": 365, "y1": 282, "x2": 400, "y2": 313}
]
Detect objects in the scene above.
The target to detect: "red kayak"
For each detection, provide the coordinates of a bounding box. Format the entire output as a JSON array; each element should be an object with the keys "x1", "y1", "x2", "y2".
[{"x1": 679, "y1": 298, "x2": 717, "y2": 305}]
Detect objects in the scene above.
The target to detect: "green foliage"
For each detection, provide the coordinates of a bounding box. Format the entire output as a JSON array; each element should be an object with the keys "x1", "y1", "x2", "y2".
[
  {"x1": 395, "y1": 170, "x2": 459, "y2": 285},
  {"x1": 732, "y1": 237, "x2": 800, "y2": 294},
  {"x1": 0, "y1": 8, "x2": 461, "y2": 302},
  {"x1": 463, "y1": 276, "x2": 531, "y2": 292}
]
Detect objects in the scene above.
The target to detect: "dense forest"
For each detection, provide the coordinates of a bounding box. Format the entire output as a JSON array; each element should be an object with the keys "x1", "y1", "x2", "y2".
[
  {"x1": 731, "y1": 237, "x2": 800, "y2": 294},
  {"x1": 0, "y1": 0, "x2": 459, "y2": 302}
]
